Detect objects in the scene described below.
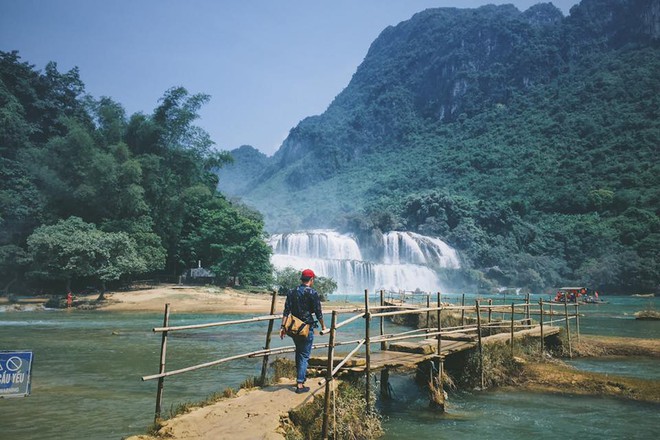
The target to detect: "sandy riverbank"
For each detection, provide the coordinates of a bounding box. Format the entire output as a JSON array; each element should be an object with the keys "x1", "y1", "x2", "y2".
[
  {"x1": 0, "y1": 284, "x2": 279, "y2": 314},
  {"x1": 90, "y1": 285, "x2": 278, "y2": 314},
  {"x1": 3, "y1": 284, "x2": 361, "y2": 315}
]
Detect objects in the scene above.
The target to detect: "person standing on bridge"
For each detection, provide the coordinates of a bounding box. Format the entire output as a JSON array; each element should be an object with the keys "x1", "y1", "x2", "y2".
[{"x1": 280, "y1": 268, "x2": 326, "y2": 393}]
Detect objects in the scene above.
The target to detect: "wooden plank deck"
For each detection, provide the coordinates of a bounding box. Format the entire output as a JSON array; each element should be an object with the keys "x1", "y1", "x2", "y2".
[{"x1": 312, "y1": 325, "x2": 560, "y2": 373}]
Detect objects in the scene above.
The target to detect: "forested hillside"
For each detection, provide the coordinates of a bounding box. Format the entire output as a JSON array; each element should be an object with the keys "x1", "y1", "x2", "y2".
[
  {"x1": 223, "y1": 0, "x2": 659, "y2": 294},
  {"x1": 0, "y1": 52, "x2": 272, "y2": 294}
]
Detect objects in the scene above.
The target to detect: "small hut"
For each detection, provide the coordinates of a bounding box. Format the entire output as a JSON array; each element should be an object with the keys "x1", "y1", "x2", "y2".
[{"x1": 181, "y1": 261, "x2": 216, "y2": 285}]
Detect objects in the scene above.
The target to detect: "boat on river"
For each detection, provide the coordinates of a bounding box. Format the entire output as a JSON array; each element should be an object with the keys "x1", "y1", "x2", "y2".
[{"x1": 552, "y1": 287, "x2": 607, "y2": 304}]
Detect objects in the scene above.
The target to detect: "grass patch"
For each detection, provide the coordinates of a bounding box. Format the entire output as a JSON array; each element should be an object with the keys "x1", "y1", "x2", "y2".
[
  {"x1": 446, "y1": 333, "x2": 549, "y2": 389},
  {"x1": 518, "y1": 361, "x2": 660, "y2": 402},
  {"x1": 221, "y1": 387, "x2": 236, "y2": 398},
  {"x1": 271, "y1": 357, "x2": 297, "y2": 382},
  {"x1": 284, "y1": 379, "x2": 382, "y2": 440},
  {"x1": 573, "y1": 334, "x2": 660, "y2": 358},
  {"x1": 239, "y1": 376, "x2": 261, "y2": 389},
  {"x1": 167, "y1": 400, "x2": 195, "y2": 419},
  {"x1": 459, "y1": 342, "x2": 526, "y2": 389}
]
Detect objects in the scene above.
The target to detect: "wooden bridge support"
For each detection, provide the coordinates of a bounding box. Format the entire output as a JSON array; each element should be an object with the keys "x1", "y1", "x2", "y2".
[
  {"x1": 525, "y1": 293, "x2": 531, "y2": 326},
  {"x1": 539, "y1": 299, "x2": 545, "y2": 356},
  {"x1": 436, "y1": 292, "x2": 442, "y2": 385},
  {"x1": 575, "y1": 303, "x2": 580, "y2": 343},
  {"x1": 476, "y1": 300, "x2": 485, "y2": 389},
  {"x1": 510, "y1": 303, "x2": 515, "y2": 357},
  {"x1": 380, "y1": 368, "x2": 392, "y2": 400},
  {"x1": 259, "y1": 291, "x2": 278, "y2": 386},
  {"x1": 564, "y1": 299, "x2": 572, "y2": 358},
  {"x1": 364, "y1": 289, "x2": 372, "y2": 414},
  {"x1": 416, "y1": 359, "x2": 445, "y2": 411},
  {"x1": 322, "y1": 311, "x2": 338, "y2": 440},
  {"x1": 380, "y1": 290, "x2": 387, "y2": 351},
  {"x1": 430, "y1": 356, "x2": 445, "y2": 411},
  {"x1": 154, "y1": 303, "x2": 170, "y2": 422}
]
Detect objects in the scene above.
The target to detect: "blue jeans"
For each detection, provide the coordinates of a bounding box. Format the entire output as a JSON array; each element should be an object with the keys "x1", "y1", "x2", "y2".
[{"x1": 293, "y1": 330, "x2": 314, "y2": 384}]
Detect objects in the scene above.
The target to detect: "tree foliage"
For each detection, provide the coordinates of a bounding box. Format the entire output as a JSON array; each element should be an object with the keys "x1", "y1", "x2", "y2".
[
  {"x1": 274, "y1": 266, "x2": 337, "y2": 301},
  {"x1": 26, "y1": 217, "x2": 146, "y2": 291},
  {"x1": 0, "y1": 52, "x2": 270, "y2": 294}
]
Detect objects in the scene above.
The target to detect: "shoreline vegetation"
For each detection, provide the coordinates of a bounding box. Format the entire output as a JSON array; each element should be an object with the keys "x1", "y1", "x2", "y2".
[
  {"x1": 3, "y1": 286, "x2": 658, "y2": 439},
  {"x1": 514, "y1": 336, "x2": 660, "y2": 403},
  {"x1": 635, "y1": 310, "x2": 660, "y2": 320}
]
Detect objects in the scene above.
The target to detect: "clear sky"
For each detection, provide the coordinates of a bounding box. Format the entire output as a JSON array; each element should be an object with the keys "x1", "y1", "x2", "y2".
[{"x1": 1, "y1": 0, "x2": 579, "y2": 155}]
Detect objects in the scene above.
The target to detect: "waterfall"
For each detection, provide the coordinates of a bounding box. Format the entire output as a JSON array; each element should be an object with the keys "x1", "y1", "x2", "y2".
[{"x1": 269, "y1": 230, "x2": 460, "y2": 294}]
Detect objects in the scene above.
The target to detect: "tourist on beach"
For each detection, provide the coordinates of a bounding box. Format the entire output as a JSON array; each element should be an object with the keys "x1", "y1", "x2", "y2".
[{"x1": 280, "y1": 268, "x2": 326, "y2": 393}]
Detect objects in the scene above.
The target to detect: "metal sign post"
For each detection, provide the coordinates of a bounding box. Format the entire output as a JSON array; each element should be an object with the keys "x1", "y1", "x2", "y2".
[{"x1": 0, "y1": 351, "x2": 34, "y2": 398}]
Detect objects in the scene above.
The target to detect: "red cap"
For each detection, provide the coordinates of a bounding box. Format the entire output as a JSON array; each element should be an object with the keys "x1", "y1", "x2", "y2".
[{"x1": 300, "y1": 269, "x2": 315, "y2": 280}]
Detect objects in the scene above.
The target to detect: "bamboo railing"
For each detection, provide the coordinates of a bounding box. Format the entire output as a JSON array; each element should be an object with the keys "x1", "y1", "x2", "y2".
[{"x1": 140, "y1": 289, "x2": 579, "y2": 431}]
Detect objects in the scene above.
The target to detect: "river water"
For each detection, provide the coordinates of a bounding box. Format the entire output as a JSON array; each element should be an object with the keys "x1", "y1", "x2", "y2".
[{"x1": 0, "y1": 294, "x2": 658, "y2": 439}]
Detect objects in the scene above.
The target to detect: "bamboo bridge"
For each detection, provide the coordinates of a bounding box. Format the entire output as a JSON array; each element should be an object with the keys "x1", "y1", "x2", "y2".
[{"x1": 141, "y1": 290, "x2": 579, "y2": 440}]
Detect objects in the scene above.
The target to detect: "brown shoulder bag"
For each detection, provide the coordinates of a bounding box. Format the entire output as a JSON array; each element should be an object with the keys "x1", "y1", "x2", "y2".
[{"x1": 283, "y1": 314, "x2": 310, "y2": 338}]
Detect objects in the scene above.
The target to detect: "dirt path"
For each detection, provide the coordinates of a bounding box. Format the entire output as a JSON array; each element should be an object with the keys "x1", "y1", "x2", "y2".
[{"x1": 127, "y1": 379, "x2": 326, "y2": 440}]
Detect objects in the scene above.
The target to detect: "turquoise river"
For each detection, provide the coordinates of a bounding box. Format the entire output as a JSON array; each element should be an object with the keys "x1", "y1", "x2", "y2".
[{"x1": 0, "y1": 293, "x2": 658, "y2": 439}]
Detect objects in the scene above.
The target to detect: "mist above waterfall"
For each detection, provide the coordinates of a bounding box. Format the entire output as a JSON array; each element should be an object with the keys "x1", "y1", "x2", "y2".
[{"x1": 269, "y1": 230, "x2": 460, "y2": 294}]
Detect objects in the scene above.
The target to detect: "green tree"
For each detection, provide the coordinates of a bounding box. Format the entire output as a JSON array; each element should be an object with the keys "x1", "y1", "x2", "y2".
[
  {"x1": 26, "y1": 217, "x2": 146, "y2": 293},
  {"x1": 274, "y1": 266, "x2": 337, "y2": 301},
  {"x1": 204, "y1": 204, "x2": 273, "y2": 286},
  {"x1": 177, "y1": 193, "x2": 273, "y2": 286},
  {"x1": 1, "y1": 51, "x2": 273, "y2": 293},
  {"x1": 0, "y1": 245, "x2": 30, "y2": 294},
  {"x1": 92, "y1": 232, "x2": 145, "y2": 298}
]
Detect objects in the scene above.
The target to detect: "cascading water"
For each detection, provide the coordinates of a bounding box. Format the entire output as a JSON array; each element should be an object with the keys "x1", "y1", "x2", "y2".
[{"x1": 269, "y1": 230, "x2": 460, "y2": 294}]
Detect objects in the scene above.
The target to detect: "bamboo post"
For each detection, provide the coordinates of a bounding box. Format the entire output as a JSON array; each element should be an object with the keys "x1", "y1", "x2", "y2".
[
  {"x1": 476, "y1": 300, "x2": 484, "y2": 389},
  {"x1": 461, "y1": 293, "x2": 466, "y2": 326},
  {"x1": 426, "y1": 293, "x2": 431, "y2": 329},
  {"x1": 259, "y1": 290, "x2": 278, "y2": 385},
  {"x1": 380, "y1": 290, "x2": 386, "y2": 350},
  {"x1": 525, "y1": 293, "x2": 531, "y2": 326},
  {"x1": 564, "y1": 299, "x2": 572, "y2": 358},
  {"x1": 436, "y1": 291, "x2": 443, "y2": 386},
  {"x1": 487, "y1": 298, "x2": 492, "y2": 324},
  {"x1": 539, "y1": 299, "x2": 544, "y2": 355},
  {"x1": 154, "y1": 303, "x2": 171, "y2": 422},
  {"x1": 575, "y1": 302, "x2": 580, "y2": 343},
  {"x1": 502, "y1": 292, "x2": 507, "y2": 320},
  {"x1": 380, "y1": 368, "x2": 390, "y2": 399},
  {"x1": 510, "y1": 302, "x2": 515, "y2": 357},
  {"x1": 322, "y1": 311, "x2": 338, "y2": 440},
  {"x1": 364, "y1": 289, "x2": 371, "y2": 414},
  {"x1": 436, "y1": 292, "x2": 442, "y2": 359}
]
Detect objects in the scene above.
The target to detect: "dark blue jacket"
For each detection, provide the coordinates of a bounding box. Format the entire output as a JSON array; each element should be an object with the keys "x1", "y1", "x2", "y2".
[{"x1": 284, "y1": 285, "x2": 323, "y2": 327}]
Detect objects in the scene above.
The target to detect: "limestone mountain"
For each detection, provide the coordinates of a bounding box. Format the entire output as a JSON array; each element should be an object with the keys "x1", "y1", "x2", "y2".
[
  {"x1": 219, "y1": 0, "x2": 659, "y2": 293},
  {"x1": 217, "y1": 145, "x2": 270, "y2": 196}
]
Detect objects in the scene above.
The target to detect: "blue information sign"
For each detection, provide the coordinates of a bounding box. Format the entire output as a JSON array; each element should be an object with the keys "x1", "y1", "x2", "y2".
[{"x1": 0, "y1": 351, "x2": 34, "y2": 398}]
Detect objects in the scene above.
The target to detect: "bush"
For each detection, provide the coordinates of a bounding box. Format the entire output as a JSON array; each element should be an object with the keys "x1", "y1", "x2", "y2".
[{"x1": 286, "y1": 379, "x2": 382, "y2": 440}]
